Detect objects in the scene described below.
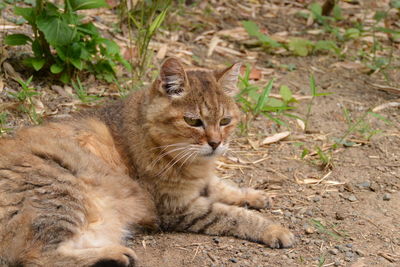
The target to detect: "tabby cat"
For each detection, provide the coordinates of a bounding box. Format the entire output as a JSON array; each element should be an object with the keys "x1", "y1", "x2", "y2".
[{"x1": 0, "y1": 58, "x2": 294, "y2": 266}]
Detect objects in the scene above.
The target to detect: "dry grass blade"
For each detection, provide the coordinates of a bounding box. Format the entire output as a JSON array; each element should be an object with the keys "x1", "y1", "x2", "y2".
[{"x1": 367, "y1": 82, "x2": 400, "y2": 95}]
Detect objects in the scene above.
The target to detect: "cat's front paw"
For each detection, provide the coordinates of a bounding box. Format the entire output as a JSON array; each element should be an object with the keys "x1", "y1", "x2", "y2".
[
  {"x1": 242, "y1": 189, "x2": 272, "y2": 209},
  {"x1": 262, "y1": 224, "x2": 295, "y2": 249}
]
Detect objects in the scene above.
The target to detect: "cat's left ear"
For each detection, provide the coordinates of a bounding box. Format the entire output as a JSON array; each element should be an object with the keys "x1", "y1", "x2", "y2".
[
  {"x1": 216, "y1": 62, "x2": 242, "y2": 97},
  {"x1": 159, "y1": 57, "x2": 187, "y2": 98}
]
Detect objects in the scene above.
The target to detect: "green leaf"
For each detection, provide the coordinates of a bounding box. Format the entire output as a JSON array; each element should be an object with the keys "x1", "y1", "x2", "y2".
[
  {"x1": 288, "y1": 38, "x2": 313, "y2": 56},
  {"x1": 373, "y1": 11, "x2": 387, "y2": 21},
  {"x1": 314, "y1": 40, "x2": 340, "y2": 55},
  {"x1": 242, "y1": 21, "x2": 280, "y2": 48},
  {"x1": 242, "y1": 21, "x2": 260, "y2": 37},
  {"x1": 148, "y1": 7, "x2": 169, "y2": 37},
  {"x1": 32, "y1": 39, "x2": 43, "y2": 57},
  {"x1": 99, "y1": 39, "x2": 120, "y2": 55},
  {"x1": 70, "y1": 58, "x2": 83, "y2": 70},
  {"x1": 333, "y1": 4, "x2": 342, "y2": 20},
  {"x1": 254, "y1": 79, "x2": 274, "y2": 115},
  {"x1": 50, "y1": 63, "x2": 64, "y2": 74},
  {"x1": 279, "y1": 85, "x2": 293, "y2": 102},
  {"x1": 31, "y1": 57, "x2": 46, "y2": 71},
  {"x1": 344, "y1": 28, "x2": 361, "y2": 39},
  {"x1": 14, "y1": 7, "x2": 34, "y2": 24},
  {"x1": 309, "y1": 3, "x2": 322, "y2": 17},
  {"x1": 265, "y1": 98, "x2": 284, "y2": 108},
  {"x1": 310, "y1": 74, "x2": 317, "y2": 96},
  {"x1": 70, "y1": 0, "x2": 108, "y2": 11},
  {"x1": 368, "y1": 112, "x2": 391, "y2": 124},
  {"x1": 390, "y1": 0, "x2": 400, "y2": 8},
  {"x1": 60, "y1": 72, "x2": 71, "y2": 84},
  {"x1": 36, "y1": 15, "x2": 76, "y2": 46},
  {"x1": 375, "y1": 27, "x2": 400, "y2": 34},
  {"x1": 4, "y1": 34, "x2": 32, "y2": 45}
]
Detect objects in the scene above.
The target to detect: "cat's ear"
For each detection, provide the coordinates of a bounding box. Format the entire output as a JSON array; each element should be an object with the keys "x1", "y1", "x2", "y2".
[
  {"x1": 159, "y1": 57, "x2": 187, "y2": 97},
  {"x1": 216, "y1": 62, "x2": 242, "y2": 97}
]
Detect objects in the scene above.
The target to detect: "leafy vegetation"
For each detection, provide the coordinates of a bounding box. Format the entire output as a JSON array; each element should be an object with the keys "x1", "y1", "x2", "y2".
[
  {"x1": 9, "y1": 76, "x2": 41, "y2": 124},
  {"x1": 121, "y1": 0, "x2": 172, "y2": 87},
  {"x1": 236, "y1": 65, "x2": 297, "y2": 134},
  {"x1": 5, "y1": 0, "x2": 130, "y2": 83}
]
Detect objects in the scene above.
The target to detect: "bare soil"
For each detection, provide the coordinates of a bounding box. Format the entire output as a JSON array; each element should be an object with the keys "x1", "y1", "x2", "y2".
[{"x1": 1, "y1": 1, "x2": 399, "y2": 266}]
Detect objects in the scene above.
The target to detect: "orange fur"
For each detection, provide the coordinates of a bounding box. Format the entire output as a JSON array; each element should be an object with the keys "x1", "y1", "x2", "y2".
[{"x1": 0, "y1": 58, "x2": 294, "y2": 266}]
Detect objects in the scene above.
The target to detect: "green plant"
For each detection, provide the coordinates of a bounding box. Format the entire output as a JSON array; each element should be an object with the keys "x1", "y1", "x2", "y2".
[
  {"x1": 236, "y1": 65, "x2": 297, "y2": 134},
  {"x1": 0, "y1": 112, "x2": 12, "y2": 135},
  {"x1": 71, "y1": 77, "x2": 101, "y2": 103},
  {"x1": 304, "y1": 74, "x2": 332, "y2": 132},
  {"x1": 125, "y1": 0, "x2": 171, "y2": 82},
  {"x1": 336, "y1": 107, "x2": 390, "y2": 144},
  {"x1": 9, "y1": 76, "x2": 41, "y2": 124},
  {"x1": 242, "y1": 20, "x2": 341, "y2": 56},
  {"x1": 5, "y1": 0, "x2": 130, "y2": 83}
]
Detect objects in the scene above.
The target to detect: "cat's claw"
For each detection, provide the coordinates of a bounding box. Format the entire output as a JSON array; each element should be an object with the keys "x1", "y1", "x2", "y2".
[{"x1": 262, "y1": 224, "x2": 295, "y2": 249}]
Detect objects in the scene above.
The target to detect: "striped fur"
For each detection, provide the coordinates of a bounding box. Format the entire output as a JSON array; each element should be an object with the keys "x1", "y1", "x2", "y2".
[{"x1": 0, "y1": 58, "x2": 294, "y2": 266}]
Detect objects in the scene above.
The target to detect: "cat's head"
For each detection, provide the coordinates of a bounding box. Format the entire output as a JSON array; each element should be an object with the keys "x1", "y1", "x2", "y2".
[{"x1": 145, "y1": 58, "x2": 241, "y2": 162}]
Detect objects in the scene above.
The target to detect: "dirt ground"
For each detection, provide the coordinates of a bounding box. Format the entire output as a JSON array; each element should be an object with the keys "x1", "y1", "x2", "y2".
[{"x1": 1, "y1": 0, "x2": 400, "y2": 266}]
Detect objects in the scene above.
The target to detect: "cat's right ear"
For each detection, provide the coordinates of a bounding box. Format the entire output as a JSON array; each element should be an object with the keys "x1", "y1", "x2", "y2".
[{"x1": 159, "y1": 57, "x2": 187, "y2": 98}]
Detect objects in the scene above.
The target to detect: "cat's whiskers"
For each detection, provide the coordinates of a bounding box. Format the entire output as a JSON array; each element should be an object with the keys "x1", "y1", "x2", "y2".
[
  {"x1": 149, "y1": 145, "x2": 188, "y2": 169},
  {"x1": 155, "y1": 147, "x2": 196, "y2": 177},
  {"x1": 149, "y1": 143, "x2": 188, "y2": 152},
  {"x1": 177, "y1": 147, "x2": 200, "y2": 170}
]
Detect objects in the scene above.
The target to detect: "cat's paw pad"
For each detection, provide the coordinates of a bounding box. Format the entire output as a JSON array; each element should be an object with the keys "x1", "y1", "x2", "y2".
[
  {"x1": 243, "y1": 189, "x2": 272, "y2": 209},
  {"x1": 262, "y1": 224, "x2": 295, "y2": 249}
]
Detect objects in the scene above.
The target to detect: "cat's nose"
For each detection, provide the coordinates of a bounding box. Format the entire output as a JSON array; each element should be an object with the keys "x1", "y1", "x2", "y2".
[{"x1": 208, "y1": 141, "x2": 221, "y2": 150}]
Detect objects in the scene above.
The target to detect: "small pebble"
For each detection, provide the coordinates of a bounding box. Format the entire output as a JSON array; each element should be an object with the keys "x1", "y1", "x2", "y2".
[
  {"x1": 329, "y1": 248, "x2": 339, "y2": 255},
  {"x1": 284, "y1": 211, "x2": 292, "y2": 217},
  {"x1": 383, "y1": 193, "x2": 391, "y2": 201},
  {"x1": 305, "y1": 227, "x2": 314, "y2": 234},
  {"x1": 348, "y1": 195, "x2": 357, "y2": 202},
  {"x1": 229, "y1": 258, "x2": 238, "y2": 263},
  {"x1": 370, "y1": 182, "x2": 379, "y2": 192},
  {"x1": 213, "y1": 237, "x2": 220, "y2": 244},
  {"x1": 313, "y1": 196, "x2": 322, "y2": 202},
  {"x1": 335, "y1": 245, "x2": 346, "y2": 253},
  {"x1": 345, "y1": 251, "x2": 354, "y2": 258},
  {"x1": 305, "y1": 209, "x2": 314, "y2": 217},
  {"x1": 355, "y1": 249, "x2": 365, "y2": 257},
  {"x1": 346, "y1": 243, "x2": 353, "y2": 248},
  {"x1": 357, "y1": 181, "x2": 371, "y2": 189}
]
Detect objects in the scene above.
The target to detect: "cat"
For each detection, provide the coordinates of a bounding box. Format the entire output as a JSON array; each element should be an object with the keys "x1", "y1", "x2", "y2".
[{"x1": 0, "y1": 58, "x2": 295, "y2": 266}]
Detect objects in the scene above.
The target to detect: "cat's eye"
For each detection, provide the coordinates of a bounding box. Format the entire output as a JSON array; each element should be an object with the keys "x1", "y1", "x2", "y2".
[
  {"x1": 220, "y1": 117, "x2": 231, "y2": 126},
  {"x1": 184, "y1": 116, "x2": 203, "y2": 127}
]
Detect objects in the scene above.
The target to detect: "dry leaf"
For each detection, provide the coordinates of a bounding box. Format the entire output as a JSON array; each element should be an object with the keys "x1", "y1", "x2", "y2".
[
  {"x1": 217, "y1": 27, "x2": 248, "y2": 41},
  {"x1": 207, "y1": 36, "x2": 221, "y2": 57},
  {"x1": 296, "y1": 119, "x2": 305, "y2": 131},
  {"x1": 32, "y1": 98, "x2": 45, "y2": 115},
  {"x1": 0, "y1": 76, "x2": 3, "y2": 93},
  {"x1": 330, "y1": 61, "x2": 365, "y2": 70},
  {"x1": 372, "y1": 102, "x2": 400, "y2": 112},
  {"x1": 240, "y1": 65, "x2": 262, "y2": 80},
  {"x1": 3, "y1": 62, "x2": 22, "y2": 82},
  {"x1": 261, "y1": 131, "x2": 291, "y2": 145},
  {"x1": 156, "y1": 44, "x2": 168, "y2": 60}
]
